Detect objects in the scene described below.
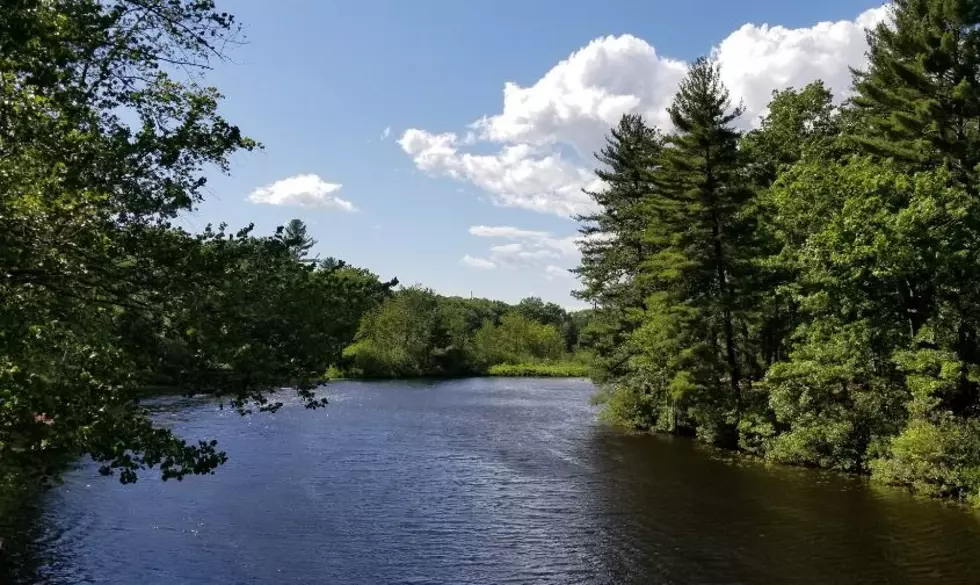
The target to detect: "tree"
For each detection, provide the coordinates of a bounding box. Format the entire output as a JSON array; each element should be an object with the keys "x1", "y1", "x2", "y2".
[
  {"x1": 742, "y1": 81, "x2": 841, "y2": 187},
  {"x1": 574, "y1": 114, "x2": 662, "y2": 381},
  {"x1": 313, "y1": 262, "x2": 397, "y2": 365},
  {"x1": 851, "y1": 0, "x2": 980, "y2": 185},
  {"x1": 841, "y1": 0, "x2": 980, "y2": 497},
  {"x1": 472, "y1": 313, "x2": 564, "y2": 367},
  {"x1": 515, "y1": 297, "x2": 567, "y2": 328},
  {"x1": 343, "y1": 287, "x2": 443, "y2": 378},
  {"x1": 0, "y1": 0, "x2": 347, "y2": 486},
  {"x1": 568, "y1": 5, "x2": 980, "y2": 506},
  {"x1": 284, "y1": 218, "x2": 317, "y2": 261},
  {"x1": 640, "y1": 57, "x2": 752, "y2": 441}
]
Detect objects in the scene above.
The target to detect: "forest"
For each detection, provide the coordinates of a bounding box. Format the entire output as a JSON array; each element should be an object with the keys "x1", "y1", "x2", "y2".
[
  {"x1": 0, "y1": 0, "x2": 590, "y2": 521},
  {"x1": 0, "y1": 0, "x2": 363, "y2": 524},
  {"x1": 576, "y1": 1, "x2": 980, "y2": 505},
  {"x1": 4, "y1": 0, "x2": 980, "y2": 537},
  {"x1": 271, "y1": 223, "x2": 593, "y2": 379},
  {"x1": 339, "y1": 288, "x2": 591, "y2": 379}
]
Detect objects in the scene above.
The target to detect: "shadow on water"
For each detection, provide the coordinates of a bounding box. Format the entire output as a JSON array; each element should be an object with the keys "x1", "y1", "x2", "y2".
[
  {"x1": 11, "y1": 379, "x2": 980, "y2": 584},
  {"x1": 0, "y1": 394, "x2": 213, "y2": 585},
  {"x1": 580, "y1": 429, "x2": 980, "y2": 584},
  {"x1": 0, "y1": 483, "x2": 83, "y2": 585}
]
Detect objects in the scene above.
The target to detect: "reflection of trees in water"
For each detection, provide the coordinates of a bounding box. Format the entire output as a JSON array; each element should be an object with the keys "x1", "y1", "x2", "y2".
[
  {"x1": 577, "y1": 427, "x2": 980, "y2": 585},
  {"x1": 575, "y1": 428, "x2": 719, "y2": 584},
  {"x1": 0, "y1": 499, "x2": 79, "y2": 585}
]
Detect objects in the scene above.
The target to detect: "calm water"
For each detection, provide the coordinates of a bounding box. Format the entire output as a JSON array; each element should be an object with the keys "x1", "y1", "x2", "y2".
[{"x1": 16, "y1": 378, "x2": 980, "y2": 584}]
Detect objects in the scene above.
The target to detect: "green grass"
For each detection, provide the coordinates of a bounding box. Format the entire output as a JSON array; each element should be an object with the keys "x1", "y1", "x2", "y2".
[{"x1": 486, "y1": 362, "x2": 591, "y2": 378}]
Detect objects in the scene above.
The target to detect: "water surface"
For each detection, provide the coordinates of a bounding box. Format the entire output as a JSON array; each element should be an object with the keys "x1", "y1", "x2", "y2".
[{"x1": 24, "y1": 378, "x2": 980, "y2": 584}]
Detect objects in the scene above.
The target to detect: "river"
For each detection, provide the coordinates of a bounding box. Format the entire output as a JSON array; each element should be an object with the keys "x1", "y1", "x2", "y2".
[{"x1": 17, "y1": 378, "x2": 980, "y2": 584}]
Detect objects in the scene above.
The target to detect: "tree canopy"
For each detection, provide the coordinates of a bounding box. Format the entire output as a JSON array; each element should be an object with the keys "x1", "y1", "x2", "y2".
[
  {"x1": 342, "y1": 288, "x2": 590, "y2": 379},
  {"x1": 0, "y1": 0, "x2": 391, "y2": 486},
  {"x1": 579, "y1": 1, "x2": 980, "y2": 506}
]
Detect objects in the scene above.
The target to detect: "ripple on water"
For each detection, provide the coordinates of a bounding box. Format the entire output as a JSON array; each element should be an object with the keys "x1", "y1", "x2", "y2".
[{"x1": 20, "y1": 378, "x2": 980, "y2": 585}]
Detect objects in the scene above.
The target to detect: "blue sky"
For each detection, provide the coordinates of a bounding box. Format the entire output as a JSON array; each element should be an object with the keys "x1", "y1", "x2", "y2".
[{"x1": 189, "y1": 0, "x2": 887, "y2": 307}]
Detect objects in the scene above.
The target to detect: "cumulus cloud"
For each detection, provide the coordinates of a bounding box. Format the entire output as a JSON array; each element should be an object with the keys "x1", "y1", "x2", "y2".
[
  {"x1": 544, "y1": 265, "x2": 574, "y2": 281},
  {"x1": 400, "y1": 6, "x2": 891, "y2": 218},
  {"x1": 468, "y1": 225, "x2": 580, "y2": 274},
  {"x1": 248, "y1": 174, "x2": 356, "y2": 211},
  {"x1": 381, "y1": 126, "x2": 391, "y2": 141},
  {"x1": 399, "y1": 130, "x2": 600, "y2": 216},
  {"x1": 471, "y1": 34, "x2": 687, "y2": 159},
  {"x1": 716, "y1": 5, "x2": 891, "y2": 126},
  {"x1": 460, "y1": 254, "x2": 496, "y2": 270}
]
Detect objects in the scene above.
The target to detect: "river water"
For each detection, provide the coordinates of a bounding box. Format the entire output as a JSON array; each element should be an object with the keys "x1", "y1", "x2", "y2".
[{"x1": 19, "y1": 378, "x2": 980, "y2": 584}]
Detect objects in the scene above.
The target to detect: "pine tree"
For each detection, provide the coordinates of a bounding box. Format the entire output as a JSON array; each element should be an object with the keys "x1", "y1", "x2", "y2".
[
  {"x1": 852, "y1": 0, "x2": 980, "y2": 184},
  {"x1": 655, "y1": 57, "x2": 749, "y2": 409},
  {"x1": 283, "y1": 218, "x2": 317, "y2": 261},
  {"x1": 574, "y1": 114, "x2": 662, "y2": 380},
  {"x1": 575, "y1": 115, "x2": 661, "y2": 308},
  {"x1": 851, "y1": 0, "x2": 980, "y2": 415}
]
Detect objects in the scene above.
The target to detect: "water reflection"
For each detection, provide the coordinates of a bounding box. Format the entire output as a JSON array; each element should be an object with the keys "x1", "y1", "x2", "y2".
[
  {"x1": 12, "y1": 379, "x2": 980, "y2": 584},
  {"x1": 583, "y1": 429, "x2": 980, "y2": 584}
]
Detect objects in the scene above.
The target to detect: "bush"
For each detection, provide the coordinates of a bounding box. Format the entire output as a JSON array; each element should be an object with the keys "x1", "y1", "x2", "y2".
[
  {"x1": 870, "y1": 416, "x2": 980, "y2": 505},
  {"x1": 486, "y1": 362, "x2": 590, "y2": 377},
  {"x1": 592, "y1": 383, "x2": 663, "y2": 431}
]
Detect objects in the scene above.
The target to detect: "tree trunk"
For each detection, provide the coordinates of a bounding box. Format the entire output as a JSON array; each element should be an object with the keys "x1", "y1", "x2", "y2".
[{"x1": 711, "y1": 210, "x2": 741, "y2": 407}]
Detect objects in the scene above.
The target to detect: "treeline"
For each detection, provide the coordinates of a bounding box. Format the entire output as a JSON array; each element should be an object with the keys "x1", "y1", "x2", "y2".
[
  {"x1": 579, "y1": 1, "x2": 980, "y2": 506},
  {"x1": 340, "y1": 289, "x2": 591, "y2": 378},
  {"x1": 0, "y1": 0, "x2": 400, "y2": 498}
]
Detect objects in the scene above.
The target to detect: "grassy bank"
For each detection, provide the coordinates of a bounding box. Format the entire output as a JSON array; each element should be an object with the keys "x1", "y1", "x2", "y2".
[
  {"x1": 326, "y1": 360, "x2": 591, "y2": 380},
  {"x1": 486, "y1": 362, "x2": 590, "y2": 377}
]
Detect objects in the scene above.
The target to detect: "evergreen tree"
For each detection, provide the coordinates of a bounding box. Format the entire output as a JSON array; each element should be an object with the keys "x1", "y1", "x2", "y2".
[
  {"x1": 852, "y1": 0, "x2": 980, "y2": 184},
  {"x1": 574, "y1": 114, "x2": 662, "y2": 381},
  {"x1": 283, "y1": 218, "x2": 317, "y2": 260},
  {"x1": 655, "y1": 57, "x2": 750, "y2": 413},
  {"x1": 846, "y1": 0, "x2": 980, "y2": 499},
  {"x1": 851, "y1": 0, "x2": 980, "y2": 412}
]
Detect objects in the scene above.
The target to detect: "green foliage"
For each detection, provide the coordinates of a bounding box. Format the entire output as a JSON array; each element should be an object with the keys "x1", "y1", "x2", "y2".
[
  {"x1": 343, "y1": 287, "x2": 445, "y2": 378},
  {"x1": 342, "y1": 292, "x2": 587, "y2": 379},
  {"x1": 577, "y1": 1, "x2": 980, "y2": 505},
  {"x1": 0, "y1": 0, "x2": 394, "y2": 491},
  {"x1": 852, "y1": 0, "x2": 980, "y2": 182},
  {"x1": 871, "y1": 416, "x2": 980, "y2": 505},
  {"x1": 573, "y1": 114, "x2": 662, "y2": 381},
  {"x1": 283, "y1": 219, "x2": 317, "y2": 261},
  {"x1": 486, "y1": 362, "x2": 590, "y2": 378},
  {"x1": 314, "y1": 260, "x2": 397, "y2": 366},
  {"x1": 472, "y1": 313, "x2": 565, "y2": 368}
]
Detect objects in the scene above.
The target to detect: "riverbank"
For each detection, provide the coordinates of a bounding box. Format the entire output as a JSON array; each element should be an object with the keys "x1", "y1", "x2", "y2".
[
  {"x1": 485, "y1": 362, "x2": 590, "y2": 377},
  {"x1": 325, "y1": 360, "x2": 590, "y2": 381},
  {"x1": 29, "y1": 377, "x2": 980, "y2": 585}
]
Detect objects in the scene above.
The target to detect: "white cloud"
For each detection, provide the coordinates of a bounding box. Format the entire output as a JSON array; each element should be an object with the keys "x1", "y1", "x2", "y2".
[
  {"x1": 460, "y1": 254, "x2": 496, "y2": 270},
  {"x1": 381, "y1": 126, "x2": 391, "y2": 141},
  {"x1": 469, "y1": 225, "x2": 551, "y2": 239},
  {"x1": 248, "y1": 174, "x2": 356, "y2": 211},
  {"x1": 400, "y1": 6, "x2": 891, "y2": 218},
  {"x1": 471, "y1": 34, "x2": 687, "y2": 158},
  {"x1": 469, "y1": 224, "x2": 580, "y2": 273},
  {"x1": 399, "y1": 130, "x2": 600, "y2": 216},
  {"x1": 716, "y1": 5, "x2": 892, "y2": 126},
  {"x1": 545, "y1": 265, "x2": 574, "y2": 281}
]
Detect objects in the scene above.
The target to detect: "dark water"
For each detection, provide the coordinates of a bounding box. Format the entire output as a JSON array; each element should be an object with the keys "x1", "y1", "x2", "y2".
[{"x1": 20, "y1": 378, "x2": 980, "y2": 584}]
